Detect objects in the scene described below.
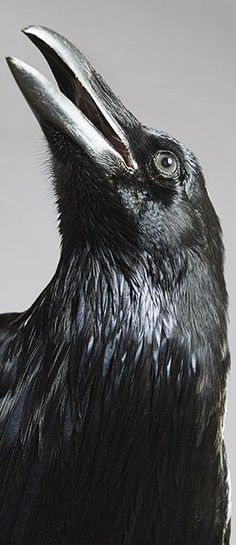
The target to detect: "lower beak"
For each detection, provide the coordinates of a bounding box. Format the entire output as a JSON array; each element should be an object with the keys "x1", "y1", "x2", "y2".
[{"x1": 6, "y1": 26, "x2": 138, "y2": 173}]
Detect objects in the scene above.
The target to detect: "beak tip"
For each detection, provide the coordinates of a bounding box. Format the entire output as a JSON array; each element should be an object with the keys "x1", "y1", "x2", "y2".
[
  {"x1": 22, "y1": 26, "x2": 31, "y2": 35},
  {"x1": 6, "y1": 56, "x2": 17, "y2": 71},
  {"x1": 21, "y1": 25, "x2": 37, "y2": 36},
  {"x1": 22, "y1": 25, "x2": 44, "y2": 38}
]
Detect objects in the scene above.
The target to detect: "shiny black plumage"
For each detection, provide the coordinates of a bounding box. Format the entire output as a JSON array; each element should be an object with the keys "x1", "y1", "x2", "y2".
[{"x1": 1, "y1": 26, "x2": 231, "y2": 544}]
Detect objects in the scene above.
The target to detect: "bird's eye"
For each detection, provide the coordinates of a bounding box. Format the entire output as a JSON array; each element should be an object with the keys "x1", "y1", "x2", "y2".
[{"x1": 154, "y1": 151, "x2": 180, "y2": 178}]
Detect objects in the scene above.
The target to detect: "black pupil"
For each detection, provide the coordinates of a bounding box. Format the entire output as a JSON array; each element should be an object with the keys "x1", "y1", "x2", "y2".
[{"x1": 161, "y1": 156, "x2": 173, "y2": 169}]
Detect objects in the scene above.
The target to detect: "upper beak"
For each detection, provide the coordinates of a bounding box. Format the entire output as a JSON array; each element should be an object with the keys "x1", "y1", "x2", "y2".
[{"x1": 6, "y1": 26, "x2": 138, "y2": 173}]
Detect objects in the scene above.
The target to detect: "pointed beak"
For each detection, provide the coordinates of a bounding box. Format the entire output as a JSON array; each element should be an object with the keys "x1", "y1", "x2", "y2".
[{"x1": 6, "y1": 26, "x2": 138, "y2": 174}]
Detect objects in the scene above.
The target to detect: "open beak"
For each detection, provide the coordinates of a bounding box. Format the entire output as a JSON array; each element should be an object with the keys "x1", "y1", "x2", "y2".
[{"x1": 6, "y1": 26, "x2": 138, "y2": 173}]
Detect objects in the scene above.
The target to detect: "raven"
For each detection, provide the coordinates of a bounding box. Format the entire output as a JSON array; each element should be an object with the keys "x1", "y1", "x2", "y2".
[{"x1": 1, "y1": 26, "x2": 230, "y2": 545}]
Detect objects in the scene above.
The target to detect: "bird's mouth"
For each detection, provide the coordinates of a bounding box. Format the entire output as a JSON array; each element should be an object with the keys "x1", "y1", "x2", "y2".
[{"x1": 7, "y1": 26, "x2": 138, "y2": 173}]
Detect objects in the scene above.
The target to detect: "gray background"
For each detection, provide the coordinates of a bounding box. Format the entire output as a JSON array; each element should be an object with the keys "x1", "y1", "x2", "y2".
[{"x1": 0, "y1": 0, "x2": 235, "y2": 539}]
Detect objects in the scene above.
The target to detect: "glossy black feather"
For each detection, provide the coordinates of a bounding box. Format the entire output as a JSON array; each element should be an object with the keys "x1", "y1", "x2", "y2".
[{"x1": 1, "y1": 31, "x2": 231, "y2": 545}]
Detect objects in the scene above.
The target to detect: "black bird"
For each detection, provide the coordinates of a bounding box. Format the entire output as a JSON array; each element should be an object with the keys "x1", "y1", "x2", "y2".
[{"x1": 1, "y1": 26, "x2": 230, "y2": 545}]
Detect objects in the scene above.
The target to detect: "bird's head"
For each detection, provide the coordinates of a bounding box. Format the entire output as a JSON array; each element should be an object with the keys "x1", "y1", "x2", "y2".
[{"x1": 7, "y1": 26, "x2": 223, "y2": 283}]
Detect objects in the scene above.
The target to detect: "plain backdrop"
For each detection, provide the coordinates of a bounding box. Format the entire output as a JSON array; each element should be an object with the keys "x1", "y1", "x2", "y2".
[{"x1": 0, "y1": 0, "x2": 235, "y2": 540}]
